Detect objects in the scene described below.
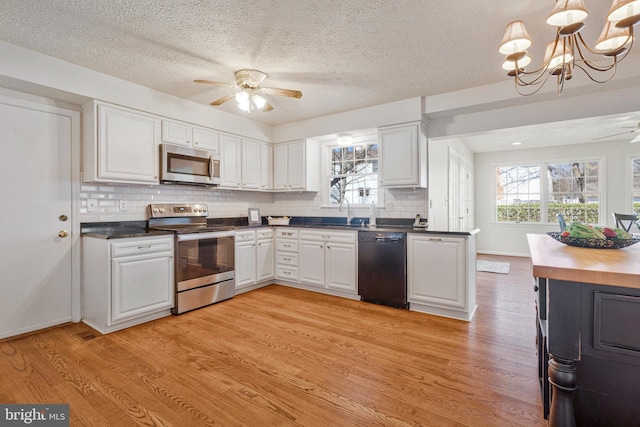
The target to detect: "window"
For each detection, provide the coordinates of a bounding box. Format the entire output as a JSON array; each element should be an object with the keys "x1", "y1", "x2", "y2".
[
  {"x1": 325, "y1": 140, "x2": 380, "y2": 207},
  {"x1": 632, "y1": 157, "x2": 640, "y2": 213},
  {"x1": 496, "y1": 165, "x2": 541, "y2": 222},
  {"x1": 496, "y1": 159, "x2": 603, "y2": 224}
]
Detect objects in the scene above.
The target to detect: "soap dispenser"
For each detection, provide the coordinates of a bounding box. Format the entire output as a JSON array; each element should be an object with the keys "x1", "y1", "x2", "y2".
[{"x1": 369, "y1": 203, "x2": 377, "y2": 228}]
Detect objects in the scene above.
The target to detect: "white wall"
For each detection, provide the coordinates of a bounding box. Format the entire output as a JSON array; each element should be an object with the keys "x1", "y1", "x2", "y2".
[
  {"x1": 474, "y1": 139, "x2": 640, "y2": 256},
  {"x1": 427, "y1": 137, "x2": 474, "y2": 231}
]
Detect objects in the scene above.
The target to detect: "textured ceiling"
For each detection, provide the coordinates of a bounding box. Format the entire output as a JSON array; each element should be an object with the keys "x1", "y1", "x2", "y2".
[{"x1": 0, "y1": 0, "x2": 638, "y2": 149}]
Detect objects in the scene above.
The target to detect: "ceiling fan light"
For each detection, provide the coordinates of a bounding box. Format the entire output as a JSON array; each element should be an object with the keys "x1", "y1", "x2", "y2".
[
  {"x1": 546, "y1": 0, "x2": 589, "y2": 27},
  {"x1": 595, "y1": 21, "x2": 632, "y2": 51},
  {"x1": 252, "y1": 93, "x2": 267, "y2": 109},
  {"x1": 607, "y1": 0, "x2": 640, "y2": 24},
  {"x1": 543, "y1": 40, "x2": 574, "y2": 70},
  {"x1": 502, "y1": 52, "x2": 532, "y2": 71},
  {"x1": 498, "y1": 20, "x2": 532, "y2": 55},
  {"x1": 235, "y1": 90, "x2": 251, "y2": 112}
]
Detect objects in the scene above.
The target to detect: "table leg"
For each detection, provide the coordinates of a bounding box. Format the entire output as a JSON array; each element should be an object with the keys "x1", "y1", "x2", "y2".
[{"x1": 548, "y1": 357, "x2": 577, "y2": 427}]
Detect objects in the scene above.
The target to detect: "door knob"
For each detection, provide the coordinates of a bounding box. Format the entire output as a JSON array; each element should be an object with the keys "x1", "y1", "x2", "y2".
[
  {"x1": 59, "y1": 214, "x2": 68, "y2": 222},
  {"x1": 58, "y1": 230, "x2": 69, "y2": 238}
]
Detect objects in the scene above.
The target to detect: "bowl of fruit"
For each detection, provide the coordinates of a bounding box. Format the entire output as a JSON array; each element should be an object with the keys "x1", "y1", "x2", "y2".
[{"x1": 548, "y1": 222, "x2": 640, "y2": 249}]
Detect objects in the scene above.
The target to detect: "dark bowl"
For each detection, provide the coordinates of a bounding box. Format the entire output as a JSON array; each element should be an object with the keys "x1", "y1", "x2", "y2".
[{"x1": 547, "y1": 231, "x2": 640, "y2": 249}]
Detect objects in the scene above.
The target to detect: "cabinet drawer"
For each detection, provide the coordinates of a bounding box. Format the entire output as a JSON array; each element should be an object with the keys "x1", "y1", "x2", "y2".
[
  {"x1": 276, "y1": 228, "x2": 299, "y2": 239},
  {"x1": 256, "y1": 228, "x2": 274, "y2": 239},
  {"x1": 111, "y1": 238, "x2": 173, "y2": 257},
  {"x1": 276, "y1": 266, "x2": 298, "y2": 281},
  {"x1": 277, "y1": 253, "x2": 298, "y2": 266},
  {"x1": 299, "y1": 229, "x2": 356, "y2": 244},
  {"x1": 277, "y1": 239, "x2": 298, "y2": 252},
  {"x1": 235, "y1": 231, "x2": 255, "y2": 242}
]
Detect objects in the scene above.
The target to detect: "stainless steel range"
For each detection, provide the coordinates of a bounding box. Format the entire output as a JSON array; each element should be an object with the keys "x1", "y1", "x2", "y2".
[{"x1": 148, "y1": 203, "x2": 235, "y2": 314}]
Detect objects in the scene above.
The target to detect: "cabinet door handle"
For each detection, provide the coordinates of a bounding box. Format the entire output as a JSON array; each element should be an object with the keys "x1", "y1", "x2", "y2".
[
  {"x1": 138, "y1": 245, "x2": 151, "y2": 250},
  {"x1": 428, "y1": 238, "x2": 442, "y2": 242}
]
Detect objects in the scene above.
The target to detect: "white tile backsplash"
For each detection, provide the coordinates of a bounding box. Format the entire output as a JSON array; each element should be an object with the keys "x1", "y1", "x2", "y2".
[{"x1": 79, "y1": 183, "x2": 427, "y2": 221}]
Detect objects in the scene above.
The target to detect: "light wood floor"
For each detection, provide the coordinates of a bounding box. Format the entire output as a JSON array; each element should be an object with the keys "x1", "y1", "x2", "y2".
[{"x1": 0, "y1": 254, "x2": 546, "y2": 426}]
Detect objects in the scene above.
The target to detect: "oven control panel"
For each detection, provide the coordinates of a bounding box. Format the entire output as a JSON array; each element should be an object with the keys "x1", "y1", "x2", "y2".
[{"x1": 148, "y1": 203, "x2": 208, "y2": 218}]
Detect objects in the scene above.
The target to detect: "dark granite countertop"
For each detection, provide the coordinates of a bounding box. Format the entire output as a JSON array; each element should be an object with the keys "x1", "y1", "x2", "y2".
[{"x1": 81, "y1": 217, "x2": 480, "y2": 238}]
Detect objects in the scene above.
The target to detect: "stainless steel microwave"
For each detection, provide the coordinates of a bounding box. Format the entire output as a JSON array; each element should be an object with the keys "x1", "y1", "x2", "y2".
[{"x1": 160, "y1": 143, "x2": 220, "y2": 186}]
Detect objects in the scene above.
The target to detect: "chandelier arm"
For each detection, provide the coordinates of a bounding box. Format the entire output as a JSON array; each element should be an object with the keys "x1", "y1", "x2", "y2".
[
  {"x1": 575, "y1": 31, "x2": 633, "y2": 57},
  {"x1": 513, "y1": 68, "x2": 557, "y2": 96},
  {"x1": 573, "y1": 41, "x2": 617, "y2": 73},
  {"x1": 572, "y1": 62, "x2": 618, "y2": 84}
]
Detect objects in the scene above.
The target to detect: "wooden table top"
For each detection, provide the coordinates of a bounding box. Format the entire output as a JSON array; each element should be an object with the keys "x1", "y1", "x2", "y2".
[{"x1": 527, "y1": 233, "x2": 640, "y2": 289}]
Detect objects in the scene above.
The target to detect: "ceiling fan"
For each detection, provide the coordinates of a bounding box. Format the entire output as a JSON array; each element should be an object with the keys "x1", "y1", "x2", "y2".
[
  {"x1": 593, "y1": 121, "x2": 640, "y2": 143},
  {"x1": 194, "y1": 69, "x2": 302, "y2": 113}
]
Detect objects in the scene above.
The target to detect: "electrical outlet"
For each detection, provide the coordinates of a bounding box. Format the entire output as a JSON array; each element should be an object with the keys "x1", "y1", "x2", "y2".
[
  {"x1": 119, "y1": 200, "x2": 129, "y2": 212},
  {"x1": 87, "y1": 199, "x2": 98, "y2": 212}
]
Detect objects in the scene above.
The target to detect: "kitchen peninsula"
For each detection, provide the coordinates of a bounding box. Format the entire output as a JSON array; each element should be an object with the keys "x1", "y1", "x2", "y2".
[{"x1": 527, "y1": 233, "x2": 640, "y2": 427}]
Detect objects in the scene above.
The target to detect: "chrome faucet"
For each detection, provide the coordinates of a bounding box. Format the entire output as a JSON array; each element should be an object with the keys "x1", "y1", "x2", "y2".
[{"x1": 339, "y1": 197, "x2": 353, "y2": 225}]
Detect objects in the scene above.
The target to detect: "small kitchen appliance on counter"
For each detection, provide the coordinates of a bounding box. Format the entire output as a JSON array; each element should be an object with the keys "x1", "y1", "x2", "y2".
[{"x1": 148, "y1": 203, "x2": 235, "y2": 314}]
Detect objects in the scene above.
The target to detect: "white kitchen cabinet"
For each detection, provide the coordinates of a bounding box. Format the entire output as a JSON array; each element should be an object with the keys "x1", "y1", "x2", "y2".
[
  {"x1": 273, "y1": 140, "x2": 319, "y2": 191},
  {"x1": 379, "y1": 122, "x2": 428, "y2": 188},
  {"x1": 260, "y1": 142, "x2": 273, "y2": 190},
  {"x1": 241, "y1": 138, "x2": 261, "y2": 190},
  {"x1": 220, "y1": 133, "x2": 242, "y2": 188},
  {"x1": 82, "y1": 235, "x2": 174, "y2": 334},
  {"x1": 299, "y1": 237, "x2": 325, "y2": 287},
  {"x1": 275, "y1": 228, "x2": 299, "y2": 282},
  {"x1": 161, "y1": 119, "x2": 220, "y2": 152},
  {"x1": 235, "y1": 230, "x2": 257, "y2": 288},
  {"x1": 407, "y1": 233, "x2": 477, "y2": 321},
  {"x1": 235, "y1": 228, "x2": 274, "y2": 291},
  {"x1": 298, "y1": 229, "x2": 357, "y2": 293},
  {"x1": 82, "y1": 101, "x2": 160, "y2": 185},
  {"x1": 256, "y1": 229, "x2": 275, "y2": 282}
]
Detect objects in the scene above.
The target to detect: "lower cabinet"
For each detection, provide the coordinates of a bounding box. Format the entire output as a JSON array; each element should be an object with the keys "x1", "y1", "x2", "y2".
[
  {"x1": 82, "y1": 235, "x2": 175, "y2": 334},
  {"x1": 407, "y1": 233, "x2": 477, "y2": 321},
  {"x1": 299, "y1": 229, "x2": 357, "y2": 294},
  {"x1": 275, "y1": 228, "x2": 299, "y2": 281},
  {"x1": 235, "y1": 228, "x2": 274, "y2": 291}
]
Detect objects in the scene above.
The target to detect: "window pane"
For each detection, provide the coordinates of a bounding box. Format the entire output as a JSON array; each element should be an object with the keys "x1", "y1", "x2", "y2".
[
  {"x1": 546, "y1": 161, "x2": 600, "y2": 224},
  {"x1": 328, "y1": 141, "x2": 379, "y2": 206},
  {"x1": 496, "y1": 165, "x2": 540, "y2": 222}
]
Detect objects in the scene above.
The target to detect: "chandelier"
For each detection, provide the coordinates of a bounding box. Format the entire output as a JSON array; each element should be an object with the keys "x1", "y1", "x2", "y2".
[
  {"x1": 498, "y1": 0, "x2": 640, "y2": 95},
  {"x1": 234, "y1": 89, "x2": 267, "y2": 112}
]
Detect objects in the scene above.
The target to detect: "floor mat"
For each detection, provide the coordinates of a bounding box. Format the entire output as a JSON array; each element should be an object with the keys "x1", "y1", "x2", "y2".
[{"x1": 476, "y1": 260, "x2": 511, "y2": 274}]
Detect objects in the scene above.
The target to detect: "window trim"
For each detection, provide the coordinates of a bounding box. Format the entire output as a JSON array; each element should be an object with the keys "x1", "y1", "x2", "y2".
[{"x1": 493, "y1": 155, "x2": 606, "y2": 225}]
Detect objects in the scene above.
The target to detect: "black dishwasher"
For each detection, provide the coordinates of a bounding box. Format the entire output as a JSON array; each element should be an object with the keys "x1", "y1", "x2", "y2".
[{"x1": 357, "y1": 230, "x2": 409, "y2": 309}]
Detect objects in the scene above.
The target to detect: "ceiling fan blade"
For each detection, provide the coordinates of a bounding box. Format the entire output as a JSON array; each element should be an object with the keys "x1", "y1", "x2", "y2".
[
  {"x1": 261, "y1": 87, "x2": 303, "y2": 99},
  {"x1": 194, "y1": 79, "x2": 234, "y2": 87},
  {"x1": 592, "y1": 129, "x2": 636, "y2": 141},
  {"x1": 261, "y1": 101, "x2": 274, "y2": 112},
  {"x1": 209, "y1": 93, "x2": 235, "y2": 106}
]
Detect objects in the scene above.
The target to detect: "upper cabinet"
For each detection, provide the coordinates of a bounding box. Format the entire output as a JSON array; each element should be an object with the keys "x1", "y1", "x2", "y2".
[
  {"x1": 241, "y1": 138, "x2": 261, "y2": 190},
  {"x1": 273, "y1": 140, "x2": 319, "y2": 192},
  {"x1": 219, "y1": 133, "x2": 242, "y2": 188},
  {"x1": 161, "y1": 119, "x2": 220, "y2": 153},
  {"x1": 379, "y1": 122, "x2": 428, "y2": 188},
  {"x1": 83, "y1": 101, "x2": 160, "y2": 185},
  {"x1": 260, "y1": 143, "x2": 273, "y2": 191}
]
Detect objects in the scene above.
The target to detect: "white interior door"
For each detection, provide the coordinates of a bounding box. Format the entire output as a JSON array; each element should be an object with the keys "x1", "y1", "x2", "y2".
[{"x1": 0, "y1": 95, "x2": 78, "y2": 339}]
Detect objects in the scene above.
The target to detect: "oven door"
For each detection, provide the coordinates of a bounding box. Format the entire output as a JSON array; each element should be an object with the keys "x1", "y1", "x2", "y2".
[{"x1": 175, "y1": 230, "x2": 235, "y2": 292}]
